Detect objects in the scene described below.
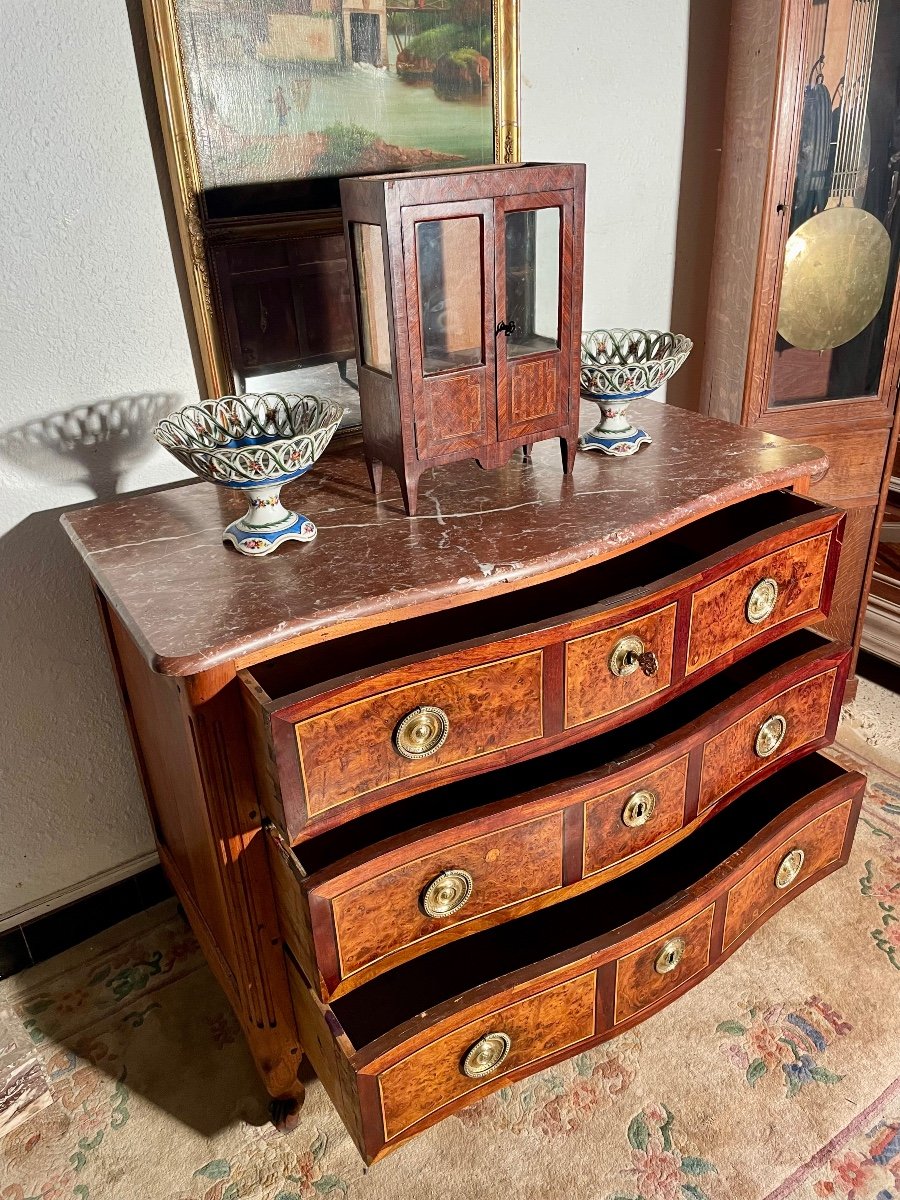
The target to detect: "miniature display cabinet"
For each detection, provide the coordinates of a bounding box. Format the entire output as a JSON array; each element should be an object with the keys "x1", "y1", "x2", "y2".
[{"x1": 340, "y1": 163, "x2": 586, "y2": 514}]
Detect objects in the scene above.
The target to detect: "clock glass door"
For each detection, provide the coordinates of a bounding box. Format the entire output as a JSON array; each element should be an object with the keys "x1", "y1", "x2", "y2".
[{"x1": 768, "y1": 0, "x2": 900, "y2": 407}]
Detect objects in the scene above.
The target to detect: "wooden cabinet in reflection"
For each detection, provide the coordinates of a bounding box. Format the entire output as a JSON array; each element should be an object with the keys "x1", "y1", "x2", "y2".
[{"x1": 209, "y1": 227, "x2": 356, "y2": 392}]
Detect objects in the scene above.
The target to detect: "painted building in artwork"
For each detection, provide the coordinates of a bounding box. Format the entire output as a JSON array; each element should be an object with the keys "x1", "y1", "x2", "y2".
[
  {"x1": 256, "y1": 0, "x2": 388, "y2": 68},
  {"x1": 339, "y1": 0, "x2": 388, "y2": 67}
]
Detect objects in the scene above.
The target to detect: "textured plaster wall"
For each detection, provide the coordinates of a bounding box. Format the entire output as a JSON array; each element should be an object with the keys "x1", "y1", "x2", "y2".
[
  {"x1": 521, "y1": 0, "x2": 690, "y2": 334},
  {"x1": 0, "y1": 0, "x2": 694, "y2": 921},
  {"x1": 0, "y1": 0, "x2": 197, "y2": 920}
]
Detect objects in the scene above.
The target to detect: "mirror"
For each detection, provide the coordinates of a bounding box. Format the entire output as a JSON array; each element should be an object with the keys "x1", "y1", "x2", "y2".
[{"x1": 140, "y1": 0, "x2": 521, "y2": 439}]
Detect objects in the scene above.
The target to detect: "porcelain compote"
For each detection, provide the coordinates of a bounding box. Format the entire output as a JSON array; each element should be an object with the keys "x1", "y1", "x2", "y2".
[
  {"x1": 154, "y1": 393, "x2": 343, "y2": 556},
  {"x1": 579, "y1": 329, "x2": 693, "y2": 456}
]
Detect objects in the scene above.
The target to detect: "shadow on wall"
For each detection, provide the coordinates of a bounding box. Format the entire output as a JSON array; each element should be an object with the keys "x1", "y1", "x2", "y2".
[
  {"x1": 0, "y1": 393, "x2": 176, "y2": 502},
  {"x1": 0, "y1": 395, "x2": 186, "y2": 927}
]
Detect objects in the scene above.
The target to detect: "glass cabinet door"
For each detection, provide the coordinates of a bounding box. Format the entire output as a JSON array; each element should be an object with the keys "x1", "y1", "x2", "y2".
[
  {"x1": 401, "y1": 200, "x2": 496, "y2": 459},
  {"x1": 769, "y1": 0, "x2": 900, "y2": 408},
  {"x1": 495, "y1": 193, "x2": 574, "y2": 441}
]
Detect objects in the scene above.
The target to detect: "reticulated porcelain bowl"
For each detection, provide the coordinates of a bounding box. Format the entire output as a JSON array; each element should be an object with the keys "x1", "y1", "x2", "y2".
[
  {"x1": 579, "y1": 329, "x2": 693, "y2": 457},
  {"x1": 155, "y1": 393, "x2": 344, "y2": 556}
]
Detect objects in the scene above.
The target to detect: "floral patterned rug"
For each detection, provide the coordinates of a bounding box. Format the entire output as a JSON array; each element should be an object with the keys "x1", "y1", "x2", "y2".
[{"x1": 1, "y1": 711, "x2": 899, "y2": 1200}]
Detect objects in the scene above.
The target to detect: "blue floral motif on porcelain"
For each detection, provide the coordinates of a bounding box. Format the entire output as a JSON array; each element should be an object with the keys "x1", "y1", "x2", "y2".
[
  {"x1": 154, "y1": 393, "x2": 343, "y2": 556},
  {"x1": 579, "y1": 329, "x2": 692, "y2": 458}
]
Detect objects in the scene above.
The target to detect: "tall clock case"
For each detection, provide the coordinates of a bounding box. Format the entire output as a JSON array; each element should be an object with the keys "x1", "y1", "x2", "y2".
[{"x1": 701, "y1": 0, "x2": 900, "y2": 669}]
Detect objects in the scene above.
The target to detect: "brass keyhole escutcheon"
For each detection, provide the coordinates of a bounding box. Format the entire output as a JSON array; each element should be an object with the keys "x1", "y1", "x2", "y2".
[
  {"x1": 622, "y1": 789, "x2": 658, "y2": 829},
  {"x1": 609, "y1": 636, "x2": 659, "y2": 678},
  {"x1": 654, "y1": 936, "x2": 686, "y2": 975},
  {"x1": 746, "y1": 577, "x2": 779, "y2": 625},
  {"x1": 775, "y1": 848, "x2": 805, "y2": 890},
  {"x1": 755, "y1": 713, "x2": 787, "y2": 759},
  {"x1": 393, "y1": 705, "x2": 449, "y2": 760},
  {"x1": 461, "y1": 1031, "x2": 511, "y2": 1078},
  {"x1": 421, "y1": 869, "x2": 473, "y2": 919}
]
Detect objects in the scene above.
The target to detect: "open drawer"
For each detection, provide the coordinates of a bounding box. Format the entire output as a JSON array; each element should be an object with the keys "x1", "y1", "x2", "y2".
[
  {"x1": 285, "y1": 755, "x2": 864, "y2": 1163},
  {"x1": 242, "y1": 489, "x2": 844, "y2": 840},
  {"x1": 267, "y1": 631, "x2": 850, "y2": 1000}
]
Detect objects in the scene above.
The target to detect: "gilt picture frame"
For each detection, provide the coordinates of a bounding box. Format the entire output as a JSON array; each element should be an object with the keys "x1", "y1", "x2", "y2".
[{"x1": 141, "y1": 0, "x2": 521, "y2": 409}]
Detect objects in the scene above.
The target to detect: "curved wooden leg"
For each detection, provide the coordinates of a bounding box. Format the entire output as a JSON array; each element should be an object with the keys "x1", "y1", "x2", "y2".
[
  {"x1": 560, "y1": 437, "x2": 577, "y2": 474},
  {"x1": 270, "y1": 1081, "x2": 306, "y2": 1133},
  {"x1": 365, "y1": 456, "x2": 383, "y2": 495}
]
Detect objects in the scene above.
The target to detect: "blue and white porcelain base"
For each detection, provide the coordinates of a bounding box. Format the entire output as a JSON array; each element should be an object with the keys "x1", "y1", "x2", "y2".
[
  {"x1": 222, "y1": 482, "x2": 317, "y2": 557},
  {"x1": 579, "y1": 396, "x2": 653, "y2": 457},
  {"x1": 579, "y1": 424, "x2": 653, "y2": 456}
]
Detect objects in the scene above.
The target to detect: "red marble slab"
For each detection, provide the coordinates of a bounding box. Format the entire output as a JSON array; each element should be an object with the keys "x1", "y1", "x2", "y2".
[{"x1": 61, "y1": 401, "x2": 829, "y2": 677}]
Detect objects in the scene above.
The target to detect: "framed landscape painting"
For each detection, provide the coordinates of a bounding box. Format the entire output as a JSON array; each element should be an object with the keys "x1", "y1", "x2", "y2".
[{"x1": 143, "y1": 0, "x2": 520, "y2": 404}]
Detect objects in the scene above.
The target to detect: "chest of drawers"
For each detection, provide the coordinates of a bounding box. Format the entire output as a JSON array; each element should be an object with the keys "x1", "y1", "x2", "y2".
[{"x1": 62, "y1": 400, "x2": 865, "y2": 1165}]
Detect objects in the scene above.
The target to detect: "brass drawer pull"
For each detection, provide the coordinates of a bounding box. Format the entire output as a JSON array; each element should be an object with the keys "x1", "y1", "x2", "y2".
[
  {"x1": 654, "y1": 936, "x2": 686, "y2": 975},
  {"x1": 775, "y1": 847, "x2": 805, "y2": 890},
  {"x1": 421, "y1": 869, "x2": 473, "y2": 919},
  {"x1": 609, "y1": 636, "x2": 659, "y2": 678},
  {"x1": 394, "y1": 705, "x2": 449, "y2": 760},
  {"x1": 461, "y1": 1031, "x2": 511, "y2": 1079},
  {"x1": 755, "y1": 713, "x2": 787, "y2": 758},
  {"x1": 622, "y1": 789, "x2": 657, "y2": 828},
  {"x1": 746, "y1": 577, "x2": 779, "y2": 624}
]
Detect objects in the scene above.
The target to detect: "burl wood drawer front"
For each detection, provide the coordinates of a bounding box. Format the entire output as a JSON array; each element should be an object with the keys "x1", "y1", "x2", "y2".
[
  {"x1": 377, "y1": 972, "x2": 596, "y2": 1142},
  {"x1": 614, "y1": 905, "x2": 715, "y2": 1024},
  {"x1": 328, "y1": 811, "x2": 565, "y2": 980},
  {"x1": 287, "y1": 758, "x2": 864, "y2": 1163},
  {"x1": 723, "y1": 799, "x2": 855, "y2": 950},
  {"x1": 583, "y1": 756, "x2": 689, "y2": 878},
  {"x1": 698, "y1": 668, "x2": 839, "y2": 814},
  {"x1": 565, "y1": 605, "x2": 677, "y2": 728},
  {"x1": 296, "y1": 652, "x2": 544, "y2": 816},
  {"x1": 686, "y1": 532, "x2": 832, "y2": 675}
]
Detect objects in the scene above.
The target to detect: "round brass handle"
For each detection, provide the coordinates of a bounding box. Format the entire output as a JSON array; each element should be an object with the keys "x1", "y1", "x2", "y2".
[
  {"x1": 622, "y1": 789, "x2": 658, "y2": 828},
  {"x1": 775, "y1": 847, "x2": 805, "y2": 889},
  {"x1": 461, "y1": 1031, "x2": 511, "y2": 1079},
  {"x1": 609, "y1": 637, "x2": 659, "y2": 679},
  {"x1": 393, "y1": 705, "x2": 449, "y2": 760},
  {"x1": 755, "y1": 713, "x2": 787, "y2": 759},
  {"x1": 654, "y1": 936, "x2": 686, "y2": 975},
  {"x1": 421, "y1": 869, "x2": 473, "y2": 919},
  {"x1": 746, "y1": 577, "x2": 779, "y2": 625}
]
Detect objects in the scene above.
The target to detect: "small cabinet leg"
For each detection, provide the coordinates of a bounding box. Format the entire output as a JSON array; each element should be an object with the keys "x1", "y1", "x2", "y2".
[
  {"x1": 398, "y1": 469, "x2": 420, "y2": 517},
  {"x1": 560, "y1": 437, "x2": 577, "y2": 474},
  {"x1": 365, "y1": 456, "x2": 383, "y2": 495},
  {"x1": 270, "y1": 1082, "x2": 306, "y2": 1133},
  {"x1": 522, "y1": 443, "x2": 534, "y2": 461}
]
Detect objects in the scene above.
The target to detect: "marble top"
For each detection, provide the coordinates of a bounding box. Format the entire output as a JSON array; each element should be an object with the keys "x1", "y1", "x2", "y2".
[{"x1": 61, "y1": 401, "x2": 829, "y2": 677}]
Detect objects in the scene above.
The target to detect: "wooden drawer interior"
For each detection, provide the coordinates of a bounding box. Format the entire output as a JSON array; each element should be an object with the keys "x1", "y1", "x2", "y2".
[
  {"x1": 318, "y1": 754, "x2": 860, "y2": 1053},
  {"x1": 272, "y1": 630, "x2": 848, "y2": 998},
  {"x1": 243, "y1": 490, "x2": 842, "y2": 839},
  {"x1": 285, "y1": 755, "x2": 863, "y2": 1160},
  {"x1": 248, "y1": 490, "x2": 835, "y2": 705}
]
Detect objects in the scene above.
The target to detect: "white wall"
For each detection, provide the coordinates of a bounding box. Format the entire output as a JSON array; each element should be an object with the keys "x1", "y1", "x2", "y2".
[
  {"x1": 521, "y1": 1, "x2": 690, "y2": 334},
  {"x1": 0, "y1": 0, "x2": 197, "y2": 924},
  {"x1": 0, "y1": 0, "x2": 692, "y2": 925}
]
